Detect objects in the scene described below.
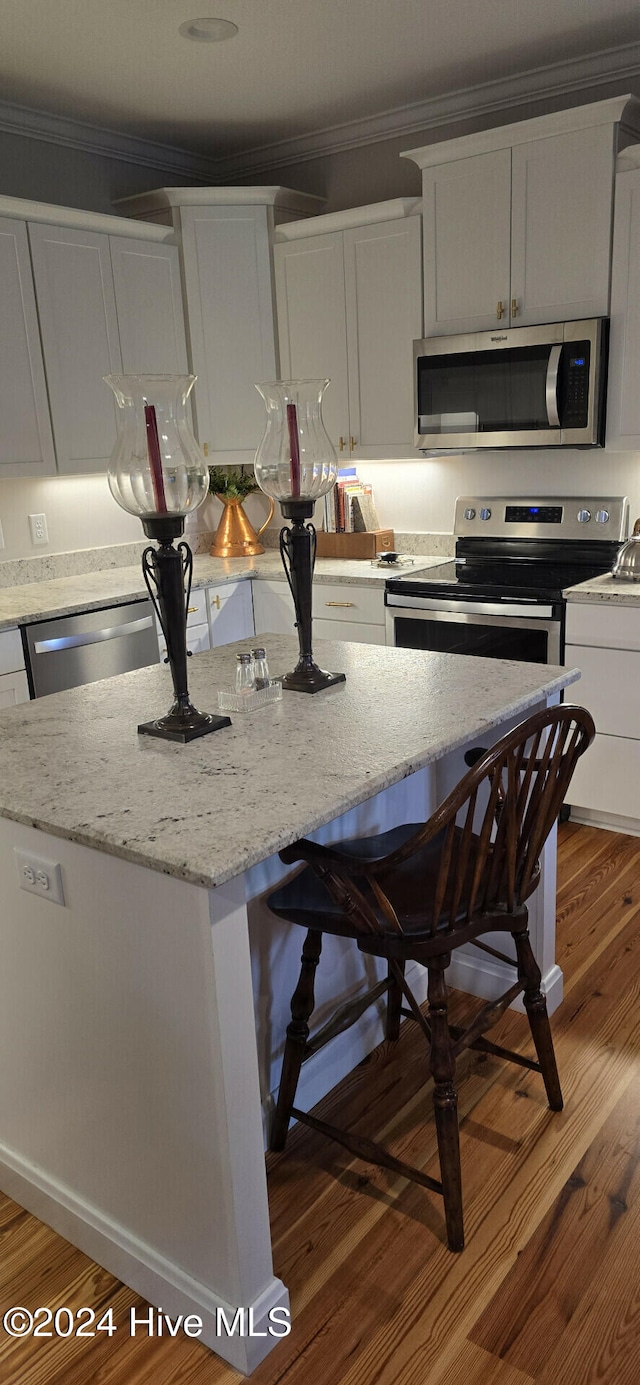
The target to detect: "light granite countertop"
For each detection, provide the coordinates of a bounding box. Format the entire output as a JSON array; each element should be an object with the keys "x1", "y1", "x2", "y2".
[
  {"x1": 0, "y1": 635, "x2": 579, "y2": 888},
  {"x1": 0, "y1": 552, "x2": 446, "y2": 632},
  {"x1": 563, "y1": 573, "x2": 640, "y2": 605}
]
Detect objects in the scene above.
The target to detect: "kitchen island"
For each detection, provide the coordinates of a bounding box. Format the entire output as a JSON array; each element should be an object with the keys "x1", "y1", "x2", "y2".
[{"x1": 0, "y1": 637, "x2": 579, "y2": 1372}]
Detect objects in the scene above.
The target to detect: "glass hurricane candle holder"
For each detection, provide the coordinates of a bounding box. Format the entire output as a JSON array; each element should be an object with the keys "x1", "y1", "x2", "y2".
[
  {"x1": 105, "y1": 373, "x2": 230, "y2": 742},
  {"x1": 254, "y1": 379, "x2": 345, "y2": 693}
]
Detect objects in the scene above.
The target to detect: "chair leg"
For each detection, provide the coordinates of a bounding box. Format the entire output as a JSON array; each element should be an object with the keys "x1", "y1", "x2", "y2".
[
  {"x1": 270, "y1": 928, "x2": 323, "y2": 1152},
  {"x1": 427, "y1": 966, "x2": 464, "y2": 1252},
  {"x1": 514, "y1": 929, "x2": 563, "y2": 1112},
  {"x1": 385, "y1": 960, "x2": 405, "y2": 1041}
]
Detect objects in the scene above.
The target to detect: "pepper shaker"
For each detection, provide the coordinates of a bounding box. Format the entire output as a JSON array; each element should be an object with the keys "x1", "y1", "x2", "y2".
[{"x1": 250, "y1": 647, "x2": 270, "y2": 689}]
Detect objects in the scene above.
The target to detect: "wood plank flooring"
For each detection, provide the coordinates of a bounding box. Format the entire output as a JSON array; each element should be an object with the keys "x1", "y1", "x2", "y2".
[{"x1": 0, "y1": 821, "x2": 639, "y2": 1384}]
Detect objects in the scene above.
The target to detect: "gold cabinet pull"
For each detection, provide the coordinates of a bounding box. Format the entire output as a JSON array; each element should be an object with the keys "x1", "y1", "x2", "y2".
[
  {"x1": 511, "y1": 298, "x2": 518, "y2": 318},
  {"x1": 325, "y1": 600, "x2": 355, "y2": 608},
  {"x1": 349, "y1": 436, "x2": 357, "y2": 451},
  {"x1": 203, "y1": 442, "x2": 209, "y2": 457},
  {"x1": 338, "y1": 436, "x2": 346, "y2": 452},
  {"x1": 211, "y1": 594, "x2": 221, "y2": 610},
  {"x1": 496, "y1": 300, "x2": 504, "y2": 319},
  {"x1": 187, "y1": 605, "x2": 199, "y2": 614}
]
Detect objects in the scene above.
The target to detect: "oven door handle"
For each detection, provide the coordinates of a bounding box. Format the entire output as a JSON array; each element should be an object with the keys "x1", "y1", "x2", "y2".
[
  {"x1": 545, "y1": 344, "x2": 562, "y2": 428},
  {"x1": 385, "y1": 594, "x2": 555, "y2": 618}
]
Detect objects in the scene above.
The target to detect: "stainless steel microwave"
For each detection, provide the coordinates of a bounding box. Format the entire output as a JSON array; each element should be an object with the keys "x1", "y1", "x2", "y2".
[{"x1": 414, "y1": 318, "x2": 608, "y2": 451}]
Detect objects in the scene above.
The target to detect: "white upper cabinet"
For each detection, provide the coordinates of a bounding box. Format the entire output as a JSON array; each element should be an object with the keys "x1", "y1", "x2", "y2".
[
  {"x1": 275, "y1": 230, "x2": 350, "y2": 449},
  {"x1": 405, "y1": 96, "x2": 640, "y2": 336},
  {"x1": 180, "y1": 203, "x2": 279, "y2": 457},
  {"x1": 420, "y1": 151, "x2": 512, "y2": 336},
  {"x1": 0, "y1": 216, "x2": 55, "y2": 475},
  {"x1": 275, "y1": 201, "x2": 422, "y2": 458},
  {"x1": 110, "y1": 237, "x2": 188, "y2": 375},
  {"x1": 605, "y1": 150, "x2": 640, "y2": 449},
  {"x1": 28, "y1": 223, "x2": 123, "y2": 474},
  {"x1": 113, "y1": 187, "x2": 324, "y2": 466}
]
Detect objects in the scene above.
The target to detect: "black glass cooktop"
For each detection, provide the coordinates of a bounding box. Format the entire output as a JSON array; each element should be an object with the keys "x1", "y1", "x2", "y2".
[{"x1": 386, "y1": 554, "x2": 613, "y2": 604}]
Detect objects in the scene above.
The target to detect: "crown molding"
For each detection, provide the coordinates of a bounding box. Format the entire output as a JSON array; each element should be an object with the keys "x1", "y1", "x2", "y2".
[
  {"x1": 0, "y1": 97, "x2": 220, "y2": 180},
  {"x1": 0, "y1": 39, "x2": 639, "y2": 188},
  {"x1": 210, "y1": 39, "x2": 640, "y2": 180}
]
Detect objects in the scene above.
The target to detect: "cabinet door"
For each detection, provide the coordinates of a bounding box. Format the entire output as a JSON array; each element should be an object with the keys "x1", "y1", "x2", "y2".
[
  {"x1": 606, "y1": 168, "x2": 640, "y2": 449},
  {"x1": 421, "y1": 150, "x2": 511, "y2": 335},
  {"x1": 510, "y1": 125, "x2": 614, "y2": 325},
  {"x1": 252, "y1": 578, "x2": 294, "y2": 636},
  {"x1": 0, "y1": 669, "x2": 30, "y2": 708},
  {"x1": 180, "y1": 205, "x2": 277, "y2": 461},
  {"x1": 0, "y1": 218, "x2": 55, "y2": 476},
  {"x1": 274, "y1": 232, "x2": 350, "y2": 449},
  {"x1": 208, "y1": 581, "x2": 255, "y2": 647},
  {"x1": 343, "y1": 216, "x2": 422, "y2": 457},
  {"x1": 29, "y1": 223, "x2": 122, "y2": 474},
  {"x1": 110, "y1": 237, "x2": 188, "y2": 374}
]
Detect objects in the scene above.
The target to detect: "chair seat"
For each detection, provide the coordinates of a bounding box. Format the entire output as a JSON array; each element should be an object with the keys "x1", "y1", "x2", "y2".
[{"x1": 268, "y1": 822, "x2": 479, "y2": 943}]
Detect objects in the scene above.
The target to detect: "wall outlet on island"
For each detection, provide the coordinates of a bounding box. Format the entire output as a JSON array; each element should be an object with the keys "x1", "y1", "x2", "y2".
[
  {"x1": 15, "y1": 849, "x2": 66, "y2": 906},
  {"x1": 29, "y1": 512, "x2": 49, "y2": 546}
]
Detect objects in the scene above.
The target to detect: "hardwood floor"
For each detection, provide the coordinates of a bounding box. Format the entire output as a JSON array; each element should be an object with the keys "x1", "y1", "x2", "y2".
[{"x1": 1, "y1": 821, "x2": 639, "y2": 1384}]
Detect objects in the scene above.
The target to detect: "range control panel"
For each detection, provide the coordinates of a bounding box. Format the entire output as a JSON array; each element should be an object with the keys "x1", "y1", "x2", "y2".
[{"x1": 455, "y1": 496, "x2": 629, "y2": 542}]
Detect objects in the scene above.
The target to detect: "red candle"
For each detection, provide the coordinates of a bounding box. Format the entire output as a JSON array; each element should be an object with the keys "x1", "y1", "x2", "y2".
[
  {"x1": 144, "y1": 403, "x2": 168, "y2": 514},
  {"x1": 286, "y1": 402, "x2": 301, "y2": 498}
]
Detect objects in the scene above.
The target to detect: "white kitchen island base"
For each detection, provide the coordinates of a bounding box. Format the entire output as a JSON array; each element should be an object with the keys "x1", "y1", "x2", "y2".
[{"x1": 0, "y1": 637, "x2": 578, "y2": 1372}]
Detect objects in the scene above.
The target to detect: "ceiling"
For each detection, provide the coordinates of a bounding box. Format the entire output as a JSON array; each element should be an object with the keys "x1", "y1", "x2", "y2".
[{"x1": 1, "y1": 0, "x2": 640, "y2": 168}]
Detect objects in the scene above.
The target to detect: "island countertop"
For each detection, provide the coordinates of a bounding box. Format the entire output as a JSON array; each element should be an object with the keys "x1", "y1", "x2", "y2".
[{"x1": 0, "y1": 637, "x2": 579, "y2": 888}]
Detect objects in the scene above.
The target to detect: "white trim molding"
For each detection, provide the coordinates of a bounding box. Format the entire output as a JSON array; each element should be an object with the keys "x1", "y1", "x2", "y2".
[{"x1": 0, "y1": 40, "x2": 638, "y2": 188}]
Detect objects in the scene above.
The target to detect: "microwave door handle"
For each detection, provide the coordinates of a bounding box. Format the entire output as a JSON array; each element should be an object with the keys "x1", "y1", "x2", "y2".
[{"x1": 545, "y1": 344, "x2": 562, "y2": 427}]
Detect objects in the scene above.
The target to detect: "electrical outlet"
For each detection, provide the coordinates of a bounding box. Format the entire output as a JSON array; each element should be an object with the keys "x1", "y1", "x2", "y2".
[
  {"x1": 15, "y1": 849, "x2": 65, "y2": 906},
  {"x1": 28, "y1": 512, "x2": 48, "y2": 546}
]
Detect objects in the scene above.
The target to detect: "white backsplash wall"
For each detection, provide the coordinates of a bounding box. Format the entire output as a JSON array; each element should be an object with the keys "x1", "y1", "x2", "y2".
[
  {"x1": 355, "y1": 449, "x2": 640, "y2": 535},
  {"x1": 0, "y1": 475, "x2": 140, "y2": 560}
]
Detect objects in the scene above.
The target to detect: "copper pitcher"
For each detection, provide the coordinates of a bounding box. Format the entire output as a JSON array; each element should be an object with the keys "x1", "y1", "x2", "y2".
[{"x1": 209, "y1": 493, "x2": 275, "y2": 558}]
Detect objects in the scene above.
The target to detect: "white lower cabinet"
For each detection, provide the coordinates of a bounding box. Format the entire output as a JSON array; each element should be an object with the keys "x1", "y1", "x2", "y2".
[
  {"x1": 0, "y1": 669, "x2": 29, "y2": 708},
  {"x1": 252, "y1": 578, "x2": 386, "y2": 645},
  {"x1": 565, "y1": 601, "x2": 640, "y2": 831},
  {"x1": 0, "y1": 628, "x2": 29, "y2": 707},
  {"x1": 208, "y1": 581, "x2": 254, "y2": 647}
]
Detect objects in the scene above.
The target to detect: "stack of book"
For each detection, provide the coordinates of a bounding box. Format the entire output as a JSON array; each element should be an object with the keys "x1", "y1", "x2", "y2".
[{"x1": 322, "y1": 467, "x2": 381, "y2": 533}]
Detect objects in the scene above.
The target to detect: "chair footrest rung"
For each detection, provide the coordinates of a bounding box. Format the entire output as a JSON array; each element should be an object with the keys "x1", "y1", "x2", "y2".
[
  {"x1": 468, "y1": 1035, "x2": 543, "y2": 1072},
  {"x1": 305, "y1": 977, "x2": 390, "y2": 1056},
  {"x1": 290, "y1": 1107, "x2": 444, "y2": 1197}
]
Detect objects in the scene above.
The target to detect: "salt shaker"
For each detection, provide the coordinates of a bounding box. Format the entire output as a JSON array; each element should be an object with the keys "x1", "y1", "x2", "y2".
[
  {"x1": 250, "y1": 647, "x2": 270, "y2": 690},
  {"x1": 235, "y1": 651, "x2": 254, "y2": 694}
]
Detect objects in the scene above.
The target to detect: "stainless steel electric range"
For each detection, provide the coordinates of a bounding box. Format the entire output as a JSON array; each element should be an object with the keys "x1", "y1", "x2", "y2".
[{"x1": 385, "y1": 496, "x2": 629, "y2": 665}]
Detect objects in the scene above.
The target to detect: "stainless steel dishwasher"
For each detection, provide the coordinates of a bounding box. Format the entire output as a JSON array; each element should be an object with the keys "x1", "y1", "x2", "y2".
[{"x1": 23, "y1": 599, "x2": 159, "y2": 697}]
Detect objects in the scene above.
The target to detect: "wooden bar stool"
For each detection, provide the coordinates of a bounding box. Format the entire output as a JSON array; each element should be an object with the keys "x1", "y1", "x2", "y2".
[{"x1": 266, "y1": 704, "x2": 595, "y2": 1252}]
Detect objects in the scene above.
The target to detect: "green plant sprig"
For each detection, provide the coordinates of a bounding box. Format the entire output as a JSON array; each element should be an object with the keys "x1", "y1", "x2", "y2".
[{"x1": 208, "y1": 465, "x2": 259, "y2": 500}]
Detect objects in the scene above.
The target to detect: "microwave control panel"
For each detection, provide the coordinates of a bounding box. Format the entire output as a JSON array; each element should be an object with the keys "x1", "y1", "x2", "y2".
[{"x1": 561, "y1": 342, "x2": 590, "y2": 427}]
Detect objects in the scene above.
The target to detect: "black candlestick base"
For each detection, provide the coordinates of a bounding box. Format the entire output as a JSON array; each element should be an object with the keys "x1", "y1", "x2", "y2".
[
  {"x1": 140, "y1": 514, "x2": 231, "y2": 741},
  {"x1": 138, "y1": 706, "x2": 231, "y2": 743},
  {"x1": 278, "y1": 499, "x2": 346, "y2": 696},
  {"x1": 281, "y1": 665, "x2": 345, "y2": 695}
]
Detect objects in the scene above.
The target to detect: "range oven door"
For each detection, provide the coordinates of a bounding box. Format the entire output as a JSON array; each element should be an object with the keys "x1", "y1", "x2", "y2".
[
  {"x1": 385, "y1": 594, "x2": 562, "y2": 665},
  {"x1": 414, "y1": 318, "x2": 606, "y2": 451}
]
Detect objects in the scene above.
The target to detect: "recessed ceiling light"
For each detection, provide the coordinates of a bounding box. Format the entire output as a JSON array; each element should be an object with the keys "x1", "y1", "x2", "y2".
[{"x1": 179, "y1": 17, "x2": 239, "y2": 42}]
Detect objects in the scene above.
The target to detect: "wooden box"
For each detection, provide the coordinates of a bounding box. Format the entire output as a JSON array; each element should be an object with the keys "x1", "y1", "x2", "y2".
[{"x1": 315, "y1": 529, "x2": 395, "y2": 559}]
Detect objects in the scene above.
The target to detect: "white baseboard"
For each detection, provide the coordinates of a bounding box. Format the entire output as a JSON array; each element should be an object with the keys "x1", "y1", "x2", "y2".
[
  {"x1": 569, "y1": 806, "x2": 640, "y2": 838},
  {"x1": 0, "y1": 1139, "x2": 288, "y2": 1374}
]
